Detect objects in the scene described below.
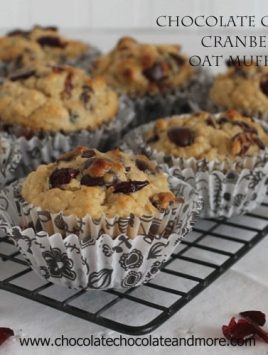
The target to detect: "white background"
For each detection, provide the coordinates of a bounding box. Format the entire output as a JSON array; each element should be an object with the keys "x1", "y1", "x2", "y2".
[{"x1": 0, "y1": 0, "x2": 264, "y2": 30}]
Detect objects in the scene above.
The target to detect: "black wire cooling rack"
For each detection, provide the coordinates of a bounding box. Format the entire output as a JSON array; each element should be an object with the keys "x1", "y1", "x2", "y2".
[{"x1": 1, "y1": 199, "x2": 268, "y2": 336}]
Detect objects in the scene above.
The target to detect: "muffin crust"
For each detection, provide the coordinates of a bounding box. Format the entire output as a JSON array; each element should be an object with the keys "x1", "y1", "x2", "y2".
[{"x1": 21, "y1": 147, "x2": 178, "y2": 218}]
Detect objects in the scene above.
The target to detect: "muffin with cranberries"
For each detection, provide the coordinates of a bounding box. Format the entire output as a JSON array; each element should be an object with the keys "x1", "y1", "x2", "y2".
[
  {"x1": 209, "y1": 61, "x2": 268, "y2": 121},
  {"x1": 124, "y1": 110, "x2": 268, "y2": 217},
  {"x1": 0, "y1": 25, "x2": 100, "y2": 75},
  {"x1": 0, "y1": 64, "x2": 133, "y2": 169},
  {"x1": 93, "y1": 37, "x2": 207, "y2": 126}
]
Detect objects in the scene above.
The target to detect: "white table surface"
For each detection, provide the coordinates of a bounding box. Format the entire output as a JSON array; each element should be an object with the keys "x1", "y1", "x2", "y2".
[
  {"x1": 1, "y1": 234, "x2": 268, "y2": 355},
  {"x1": 1, "y1": 31, "x2": 268, "y2": 355}
]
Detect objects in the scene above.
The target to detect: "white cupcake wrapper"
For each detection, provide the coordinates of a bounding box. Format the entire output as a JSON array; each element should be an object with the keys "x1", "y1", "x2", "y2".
[
  {"x1": 127, "y1": 68, "x2": 212, "y2": 129},
  {"x1": 0, "y1": 177, "x2": 201, "y2": 290},
  {"x1": 64, "y1": 46, "x2": 101, "y2": 74},
  {"x1": 0, "y1": 133, "x2": 22, "y2": 188},
  {"x1": 123, "y1": 120, "x2": 268, "y2": 218},
  {"x1": 3, "y1": 96, "x2": 134, "y2": 173}
]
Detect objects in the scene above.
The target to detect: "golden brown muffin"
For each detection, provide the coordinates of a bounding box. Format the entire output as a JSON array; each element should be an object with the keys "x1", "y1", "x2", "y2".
[
  {"x1": 209, "y1": 62, "x2": 268, "y2": 117},
  {"x1": 93, "y1": 36, "x2": 194, "y2": 96},
  {"x1": 0, "y1": 25, "x2": 89, "y2": 71},
  {"x1": 145, "y1": 110, "x2": 268, "y2": 161},
  {"x1": 21, "y1": 147, "x2": 178, "y2": 218},
  {"x1": 0, "y1": 64, "x2": 119, "y2": 133}
]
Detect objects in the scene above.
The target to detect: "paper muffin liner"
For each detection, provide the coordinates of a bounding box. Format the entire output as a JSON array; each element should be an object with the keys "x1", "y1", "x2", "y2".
[
  {"x1": 1, "y1": 96, "x2": 134, "y2": 174},
  {"x1": 64, "y1": 46, "x2": 101, "y2": 74},
  {"x1": 0, "y1": 177, "x2": 201, "y2": 290},
  {"x1": 123, "y1": 119, "x2": 268, "y2": 218},
  {"x1": 0, "y1": 133, "x2": 22, "y2": 188},
  {"x1": 126, "y1": 68, "x2": 212, "y2": 129}
]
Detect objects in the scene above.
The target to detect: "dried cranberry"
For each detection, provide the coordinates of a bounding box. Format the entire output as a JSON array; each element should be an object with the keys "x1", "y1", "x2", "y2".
[
  {"x1": 143, "y1": 63, "x2": 164, "y2": 82},
  {"x1": 10, "y1": 69, "x2": 36, "y2": 81},
  {"x1": 81, "y1": 150, "x2": 96, "y2": 158},
  {"x1": 233, "y1": 120, "x2": 257, "y2": 134},
  {"x1": 240, "y1": 311, "x2": 266, "y2": 327},
  {"x1": 80, "y1": 175, "x2": 105, "y2": 186},
  {"x1": 260, "y1": 77, "x2": 268, "y2": 96},
  {"x1": 49, "y1": 168, "x2": 79, "y2": 188},
  {"x1": 37, "y1": 36, "x2": 66, "y2": 48},
  {"x1": 170, "y1": 53, "x2": 185, "y2": 66},
  {"x1": 167, "y1": 127, "x2": 194, "y2": 147},
  {"x1": 113, "y1": 180, "x2": 149, "y2": 193},
  {"x1": 63, "y1": 73, "x2": 73, "y2": 98},
  {"x1": 0, "y1": 327, "x2": 14, "y2": 346},
  {"x1": 222, "y1": 317, "x2": 256, "y2": 342},
  {"x1": 253, "y1": 136, "x2": 265, "y2": 150},
  {"x1": 206, "y1": 117, "x2": 217, "y2": 128}
]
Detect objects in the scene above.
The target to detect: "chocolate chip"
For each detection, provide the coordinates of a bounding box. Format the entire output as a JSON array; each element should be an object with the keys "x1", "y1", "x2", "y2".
[
  {"x1": 113, "y1": 180, "x2": 149, "y2": 194},
  {"x1": 260, "y1": 77, "x2": 268, "y2": 96},
  {"x1": 49, "y1": 168, "x2": 79, "y2": 188},
  {"x1": 125, "y1": 166, "x2": 131, "y2": 172},
  {"x1": 81, "y1": 150, "x2": 96, "y2": 158},
  {"x1": 218, "y1": 117, "x2": 229, "y2": 125},
  {"x1": 170, "y1": 53, "x2": 185, "y2": 66},
  {"x1": 80, "y1": 86, "x2": 92, "y2": 105},
  {"x1": 143, "y1": 63, "x2": 164, "y2": 82},
  {"x1": 37, "y1": 36, "x2": 66, "y2": 48},
  {"x1": 80, "y1": 175, "x2": 105, "y2": 186},
  {"x1": 9, "y1": 69, "x2": 36, "y2": 81},
  {"x1": 135, "y1": 159, "x2": 154, "y2": 173},
  {"x1": 167, "y1": 127, "x2": 194, "y2": 147},
  {"x1": 146, "y1": 134, "x2": 159, "y2": 144}
]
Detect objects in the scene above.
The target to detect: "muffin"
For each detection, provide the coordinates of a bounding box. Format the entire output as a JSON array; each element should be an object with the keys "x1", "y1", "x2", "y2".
[
  {"x1": 209, "y1": 61, "x2": 268, "y2": 121},
  {"x1": 124, "y1": 110, "x2": 268, "y2": 218},
  {"x1": 0, "y1": 64, "x2": 133, "y2": 169},
  {"x1": 93, "y1": 36, "x2": 209, "y2": 126},
  {"x1": 0, "y1": 25, "x2": 100, "y2": 75},
  {"x1": 1, "y1": 147, "x2": 200, "y2": 290}
]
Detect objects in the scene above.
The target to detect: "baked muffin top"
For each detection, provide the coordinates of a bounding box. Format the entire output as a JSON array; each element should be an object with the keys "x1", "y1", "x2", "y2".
[
  {"x1": 0, "y1": 64, "x2": 119, "y2": 133},
  {"x1": 93, "y1": 36, "x2": 194, "y2": 96},
  {"x1": 0, "y1": 25, "x2": 89, "y2": 69},
  {"x1": 21, "y1": 147, "x2": 178, "y2": 218},
  {"x1": 209, "y1": 62, "x2": 268, "y2": 117},
  {"x1": 145, "y1": 110, "x2": 268, "y2": 161}
]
